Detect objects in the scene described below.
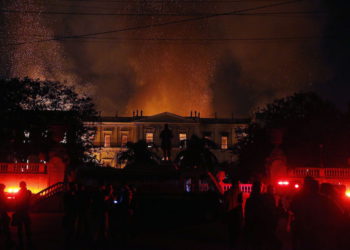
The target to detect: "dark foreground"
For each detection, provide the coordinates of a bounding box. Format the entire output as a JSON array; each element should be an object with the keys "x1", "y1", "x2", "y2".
[{"x1": 4, "y1": 213, "x2": 232, "y2": 250}]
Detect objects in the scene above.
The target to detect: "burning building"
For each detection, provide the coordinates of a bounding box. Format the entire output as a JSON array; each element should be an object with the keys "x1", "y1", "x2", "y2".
[{"x1": 86, "y1": 111, "x2": 249, "y2": 168}]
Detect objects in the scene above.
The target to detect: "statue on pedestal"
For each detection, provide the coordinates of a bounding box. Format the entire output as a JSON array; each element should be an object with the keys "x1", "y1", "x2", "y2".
[{"x1": 160, "y1": 124, "x2": 173, "y2": 161}]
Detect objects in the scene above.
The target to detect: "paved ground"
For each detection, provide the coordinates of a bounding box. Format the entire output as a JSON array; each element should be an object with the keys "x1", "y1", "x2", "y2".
[
  {"x1": 2, "y1": 213, "x2": 231, "y2": 250},
  {"x1": 2, "y1": 212, "x2": 295, "y2": 250}
]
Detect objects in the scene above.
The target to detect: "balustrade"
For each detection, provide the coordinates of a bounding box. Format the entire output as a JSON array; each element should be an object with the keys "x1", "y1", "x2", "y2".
[
  {"x1": 239, "y1": 184, "x2": 252, "y2": 193},
  {"x1": 290, "y1": 167, "x2": 350, "y2": 179},
  {"x1": 0, "y1": 163, "x2": 47, "y2": 174}
]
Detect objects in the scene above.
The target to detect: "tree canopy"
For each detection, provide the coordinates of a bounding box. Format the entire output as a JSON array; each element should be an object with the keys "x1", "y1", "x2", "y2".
[
  {"x1": 174, "y1": 135, "x2": 218, "y2": 172},
  {"x1": 117, "y1": 140, "x2": 160, "y2": 169},
  {"x1": 0, "y1": 78, "x2": 98, "y2": 168},
  {"x1": 235, "y1": 92, "x2": 349, "y2": 181}
]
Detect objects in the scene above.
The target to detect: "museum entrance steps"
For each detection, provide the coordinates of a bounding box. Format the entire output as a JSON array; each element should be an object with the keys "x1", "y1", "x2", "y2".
[{"x1": 32, "y1": 182, "x2": 65, "y2": 212}]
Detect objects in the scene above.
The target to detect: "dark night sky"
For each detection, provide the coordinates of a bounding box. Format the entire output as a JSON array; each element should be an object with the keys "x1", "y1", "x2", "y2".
[{"x1": 1, "y1": 0, "x2": 349, "y2": 117}]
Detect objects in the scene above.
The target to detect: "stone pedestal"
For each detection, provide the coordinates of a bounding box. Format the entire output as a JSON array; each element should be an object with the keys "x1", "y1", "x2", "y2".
[{"x1": 266, "y1": 128, "x2": 287, "y2": 184}]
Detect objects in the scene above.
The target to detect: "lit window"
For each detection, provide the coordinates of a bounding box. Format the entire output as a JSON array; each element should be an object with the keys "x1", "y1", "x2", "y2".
[
  {"x1": 102, "y1": 159, "x2": 112, "y2": 167},
  {"x1": 104, "y1": 134, "x2": 111, "y2": 147},
  {"x1": 121, "y1": 134, "x2": 128, "y2": 146},
  {"x1": 179, "y1": 133, "x2": 187, "y2": 142},
  {"x1": 146, "y1": 133, "x2": 154, "y2": 144},
  {"x1": 179, "y1": 133, "x2": 187, "y2": 148},
  {"x1": 221, "y1": 136, "x2": 228, "y2": 150}
]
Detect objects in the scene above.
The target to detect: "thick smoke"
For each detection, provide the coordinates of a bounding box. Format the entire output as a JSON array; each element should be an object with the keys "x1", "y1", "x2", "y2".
[{"x1": 1, "y1": 0, "x2": 348, "y2": 117}]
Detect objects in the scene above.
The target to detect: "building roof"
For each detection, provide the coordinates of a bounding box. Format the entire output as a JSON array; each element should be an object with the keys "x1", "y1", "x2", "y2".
[
  {"x1": 98, "y1": 112, "x2": 250, "y2": 125},
  {"x1": 198, "y1": 118, "x2": 250, "y2": 124},
  {"x1": 137, "y1": 112, "x2": 196, "y2": 123}
]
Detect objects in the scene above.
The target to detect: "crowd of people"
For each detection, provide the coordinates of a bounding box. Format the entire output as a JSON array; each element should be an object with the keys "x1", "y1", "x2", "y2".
[
  {"x1": 62, "y1": 183, "x2": 136, "y2": 250},
  {"x1": 0, "y1": 181, "x2": 32, "y2": 250},
  {"x1": 2, "y1": 177, "x2": 350, "y2": 250},
  {"x1": 224, "y1": 176, "x2": 350, "y2": 250}
]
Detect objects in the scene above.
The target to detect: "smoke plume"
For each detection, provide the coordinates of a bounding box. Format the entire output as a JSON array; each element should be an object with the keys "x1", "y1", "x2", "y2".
[{"x1": 1, "y1": 0, "x2": 349, "y2": 117}]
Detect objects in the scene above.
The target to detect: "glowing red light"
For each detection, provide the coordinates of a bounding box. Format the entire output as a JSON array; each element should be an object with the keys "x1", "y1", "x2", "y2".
[
  {"x1": 346, "y1": 191, "x2": 350, "y2": 198},
  {"x1": 294, "y1": 184, "x2": 300, "y2": 189},
  {"x1": 278, "y1": 181, "x2": 290, "y2": 185},
  {"x1": 6, "y1": 187, "x2": 19, "y2": 193}
]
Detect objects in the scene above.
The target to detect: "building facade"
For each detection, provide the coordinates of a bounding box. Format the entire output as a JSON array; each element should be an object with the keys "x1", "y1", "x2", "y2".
[{"x1": 86, "y1": 112, "x2": 249, "y2": 168}]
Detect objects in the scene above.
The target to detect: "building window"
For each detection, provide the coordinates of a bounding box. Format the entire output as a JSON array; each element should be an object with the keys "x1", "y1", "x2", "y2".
[
  {"x1": 145, "y1": 133, "x2": 154, "y2": 144},
  {"x1": 102, "y1": 159, "x2": 112, "y2": 167},
  {"x1": 121, "y1": 134, "x2": 128, "y2": 146},
  {"x1": 104, "y1": 134, "x2": 111, "y2": 147},
  {"x1": 221, "y1": 136, "x2": 228, "y2": 150},
  {"x1": 179, "y1": 133, "x2": 187, "y2": 142},
  {"x1": 203, "y1": 132, "x2": 211, "y2": 140},
  {"x1": 179, "y1": 133, "x2": 187, "y2": 148},
  {"x1": 235, "y1": 127, "x2": 248, "y2": 140}
]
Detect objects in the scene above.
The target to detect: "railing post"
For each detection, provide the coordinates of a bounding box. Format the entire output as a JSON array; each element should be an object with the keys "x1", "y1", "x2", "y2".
[
  {"x1": 319, "y1": 168, "x2": 325, "y2": 178},
  {"x1": 9, "y1": 163, "x2": 14, "y2": 172}
]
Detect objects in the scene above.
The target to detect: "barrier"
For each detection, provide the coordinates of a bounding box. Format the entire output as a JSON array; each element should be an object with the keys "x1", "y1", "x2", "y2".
[
  {"x1": 0, "y1": 163, "x2": 47, "y2": 174},
  {"x1": 289, "y1": 167, "x2": 350, "y2": 179},
  {"x1": 239, "y1": 184, "x2": 252, "y2": 193}
]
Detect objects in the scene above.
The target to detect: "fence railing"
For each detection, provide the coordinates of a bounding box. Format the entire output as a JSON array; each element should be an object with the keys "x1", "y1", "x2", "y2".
[
  {"x1": 199, "y1": 183, "x2": 209, "y2": 192},
  {"x1": 289, "y1": 167, "x2": 350, "y2": 179},
  {"x1": 35, "y1": 182, "x2": 65, "y2": 201},
  {"x1": 0, "y1": 163, "x2": 47, "y2": 174},
  {"x1": 239, "y1": 184, "x2": 252, "y2": 193}
]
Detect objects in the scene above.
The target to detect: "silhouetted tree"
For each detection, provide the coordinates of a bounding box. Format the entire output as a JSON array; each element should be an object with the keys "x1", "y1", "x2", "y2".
[
  {"x1": 235, "y1": 92, "x2": 346, "y2": 181},
  {"x1": 174, "y1": 135, "x2": 218, "y2": 172},
  {"x1": 0, "y1": 78, "x2": 98, "y2": 168},
  {"x1": 117, "y1": 140, "x2": 160, "y2": 169}
]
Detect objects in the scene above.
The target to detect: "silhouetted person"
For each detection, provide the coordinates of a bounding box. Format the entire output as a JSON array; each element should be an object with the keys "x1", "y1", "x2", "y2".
[
  {"x1": 290, "y1": 177, "x2": 343, "y2": 250},
  {"x1": 245, "y1": 181, "x2": 277, "y2": 250},
  {"x1": 160, "y1": 124, "x2": 173, "y2": 161},
  {"x1": 108, "y1": 184, "x2": 134, "y2": 247},
  {"x1": 0, "y1": 184, "x2": 12, "y2": 247},
  {"x1": 262, "y1": 185, "x2": 280, "y2": 250},
  {"x1": 63, "y1": 183, "x2": 78, "y2": 250},
  {"x1": 224, "y1": 181, "x2": 243, "y2": 250},
  {"x1": 76, "y1": 184, "x2": 90, "y2": 240},
  {"x1": 90, "y1": 184, "x2": 107, "y2": 247},
  {"x1": 13, "y1": 181, "x2": 32, "y2": 249},
  {"x1": 320, "y1": 183, "x2": 344, "y2": 211},
  {"x1": 107, "y1": 185, "x2": 123, "y2": 246}
]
